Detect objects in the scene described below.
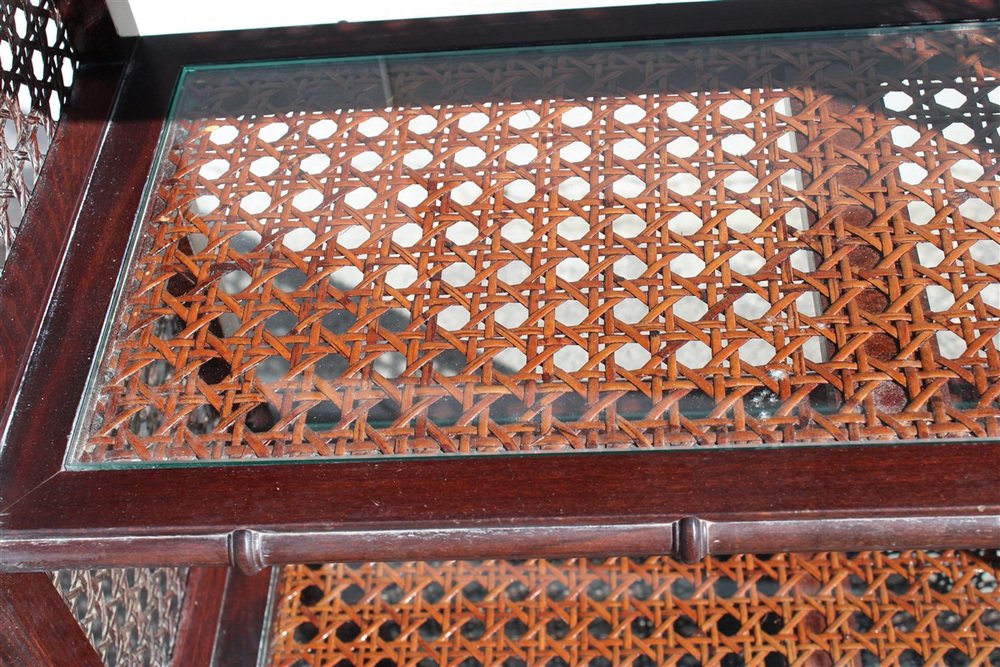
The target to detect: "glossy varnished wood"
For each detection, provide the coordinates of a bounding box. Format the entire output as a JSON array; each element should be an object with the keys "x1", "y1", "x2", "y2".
[
  {"x1": 210, "y1": 568, "x2": 274, "y2": 667},
  {"x1": 0, "y1": 62, "x2": 129, "y2": 510},
  {"x1": 1, "y1": 443, "x2": 997, "y2": 570},
  {"x1": 12, "y1": 443, "x2": 1000, "y2": 529},
  {"x1": 170, "y1": 568, "x2": 229, "y2": 666},
  {"x1": 0, "y1": 1, "x2": 997, "y2": 571},
  {"x1": 0, "y1": 572, "x2": 103, "y2": 666}
]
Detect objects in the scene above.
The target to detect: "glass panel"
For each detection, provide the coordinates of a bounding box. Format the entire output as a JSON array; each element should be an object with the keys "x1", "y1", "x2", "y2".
[{"x1": 70, "y1": 23, "x2": 1000, "y2": 466}]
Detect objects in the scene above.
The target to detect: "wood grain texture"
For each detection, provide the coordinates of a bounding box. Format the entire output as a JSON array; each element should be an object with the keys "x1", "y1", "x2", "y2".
[
  {"x1": 0, "y1": 1, "x2": 997, "y2": 569},
  {"x1": 14, "y1": 443, "x2": 1000, "y2": 529},
  {"x1": 1, "y1": 443, "x2": 997, "y2": 570},
  {"x1": 0, "y1": 572, "x2": 103, "y2": 666},
  {"x1": 170, "y1": 568, "x2": 229, "y2": 667},
  {"x1": 211, "y1": 568, "x2": 273, "y2": 667},
  {"x1": 0, "y1": 62, "x2": 129, "y2": 510},
  {"x1": 0, "y1": 56, "x2": 164, "y2": 511}
]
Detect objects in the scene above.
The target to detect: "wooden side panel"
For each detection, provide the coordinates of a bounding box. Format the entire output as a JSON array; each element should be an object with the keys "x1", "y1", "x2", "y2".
[
  {"x1": 212, "y1": 568, "x2": 274, "y2": 667},
  {"x1": 0, "y1": 572, "x2": 103, "y2": 666},
  {"x1": 171, "y1": 568, "x2": 229, "y2": 666},
  {"x1": 0, "y1": 62, "x2": 129, "y2": 510}
]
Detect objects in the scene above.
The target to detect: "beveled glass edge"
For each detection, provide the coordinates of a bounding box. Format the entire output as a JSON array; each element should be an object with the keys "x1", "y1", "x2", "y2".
[
  {"x1": 62, "y1": 19, "x2": 1000, "y2": 471},
  {"x1": 64, "y1": 437, "x2": 995, "y2": 471},
  {"x1": 62, "y1": 65, "x2": 193, "y2": 471}
]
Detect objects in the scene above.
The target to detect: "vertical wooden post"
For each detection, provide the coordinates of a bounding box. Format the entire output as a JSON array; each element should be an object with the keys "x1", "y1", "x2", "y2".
[
  {"x1": 170, "y1": 567, "x2": 230, "y2": 666},
  {"x1": 212, "y1": 568, "x2": 274, "y2": 666}
]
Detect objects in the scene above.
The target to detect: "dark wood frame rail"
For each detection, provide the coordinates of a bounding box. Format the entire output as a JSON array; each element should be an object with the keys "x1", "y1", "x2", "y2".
[
  {"x1": 1, "y1": 0, "x2": 998, "y2": 574},
  {"x1": 0, "y1": 572, "x2": 104, "y2": 665}
]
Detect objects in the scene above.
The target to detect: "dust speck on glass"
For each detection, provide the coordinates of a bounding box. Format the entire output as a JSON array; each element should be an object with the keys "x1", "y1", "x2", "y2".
[{"x1": 69, "y1": 22, "x2": 1000, "y2": 466}]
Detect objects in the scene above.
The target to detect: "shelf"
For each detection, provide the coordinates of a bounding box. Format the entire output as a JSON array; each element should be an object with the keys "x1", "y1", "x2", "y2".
[
  {"x1": 264, "y1": 552, "x2": 1000, "y2": 667},
  {"x1": 66, "y1": 23, "x2": 1000, "y2": 466},
  {"x1": 0, "y1": 2, "x2": 997, "y2": 571}
]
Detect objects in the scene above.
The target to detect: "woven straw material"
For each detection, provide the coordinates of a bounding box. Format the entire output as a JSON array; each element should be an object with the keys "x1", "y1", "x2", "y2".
[
  {"x1": 268, "y1": 552, "x2": 1000, "y2": 667},
  {"x1": 2, "y1": 6, "x2": 186, "y2": 663},
  {"x1": 50, "y1": 567, "x2": 189, "y2": 667},
  {"x1": 75, "y1": 26, "x2": 999, "y2": 463}
]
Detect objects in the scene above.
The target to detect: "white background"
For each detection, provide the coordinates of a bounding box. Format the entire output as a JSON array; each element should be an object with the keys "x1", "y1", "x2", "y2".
[{"x1": 107, "y1": 0, "x2": 711, "y2": 37}]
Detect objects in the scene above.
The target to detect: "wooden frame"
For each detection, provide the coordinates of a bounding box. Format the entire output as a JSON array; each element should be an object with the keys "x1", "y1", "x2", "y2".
[
  {"x1": 171, "y1": 567, "x2": 273, "y2": 665},
  {"x1": 0, "y1": 572, "x2": 104, "y2": 665},
  {"x1": 1, "y1": 0, "x2": 998, "y2": 573}
]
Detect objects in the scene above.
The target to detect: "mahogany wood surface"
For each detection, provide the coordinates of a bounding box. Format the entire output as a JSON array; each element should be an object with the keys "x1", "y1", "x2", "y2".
[
  {"x1": 210, "y1": 568, "x2": 274, "y2": 667},
  {"x1": 0, "y1": 62, "x2": 129, "y2": 510},
  {"x1": 0, "y1": 572, "x2": 104, "y2": 666},
  {"x1": 170, "y1": 567, "x2": 229, "y2": 667},
  {"x1": 1, "y1": 443, "x2": 997, "y2": 571},
  {"x1": 0, "y1": 1, "x2": 997, "y2": 571},
  {"x1": 55, "y1": 0, "x2": 130, "y2": 60}
]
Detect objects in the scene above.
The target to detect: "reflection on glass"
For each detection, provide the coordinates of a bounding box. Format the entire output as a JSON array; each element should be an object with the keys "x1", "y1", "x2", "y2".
[{"x1": 69, "y1": 22, "x2": 1000, "y2": 465}]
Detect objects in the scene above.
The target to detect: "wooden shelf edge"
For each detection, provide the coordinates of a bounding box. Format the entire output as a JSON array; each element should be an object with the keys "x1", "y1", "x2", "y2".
[{"x1": 2, "y1": 513, "x2": 996, "y2": 573}]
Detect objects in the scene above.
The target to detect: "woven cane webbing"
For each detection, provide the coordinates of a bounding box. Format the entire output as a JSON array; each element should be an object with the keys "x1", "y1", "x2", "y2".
[
  {"x1": 73, "y1": 25, "x2": 1000, "y2": 463},
  {"x1": 50, "y1": 567, "x2": 189, "y2": 667},
  {"x1": 0, "y1": 0, "x2": 74, "y2": 268},
  {"x1": 1, "y1": 7, "x2": 185, "y2": 663},
  {"x1": 267, "y1": 552, "x2": 1000, "y2": 667}
]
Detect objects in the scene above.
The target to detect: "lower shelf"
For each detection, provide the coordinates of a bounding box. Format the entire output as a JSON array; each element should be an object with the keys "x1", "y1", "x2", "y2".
[{"x1": 264, "y1": 551, "x2": 999, "y2": 667}]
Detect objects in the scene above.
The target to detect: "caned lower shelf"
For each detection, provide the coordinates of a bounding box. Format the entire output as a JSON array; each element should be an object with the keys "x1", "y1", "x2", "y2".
[{"x1": 265, "y1": 552, "x2": 1000, "y2": 667}]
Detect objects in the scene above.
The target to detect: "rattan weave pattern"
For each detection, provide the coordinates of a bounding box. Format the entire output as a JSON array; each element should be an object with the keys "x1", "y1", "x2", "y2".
[
  {"x1": 268, "y1": 552, "x2": 1000, "y2": 667},
  {"x1": 3, "y1": 8, "x2": 185, "y2": 665},
  {"x1": 50, "y1": 567, "x2": 189, "y2": 667},
  {"x1": 74, "y1": 26, "x2": 1000, "y2": 463},
  {"x1": 0, "y1": 0, "x2": 74, "y2": 268}
]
